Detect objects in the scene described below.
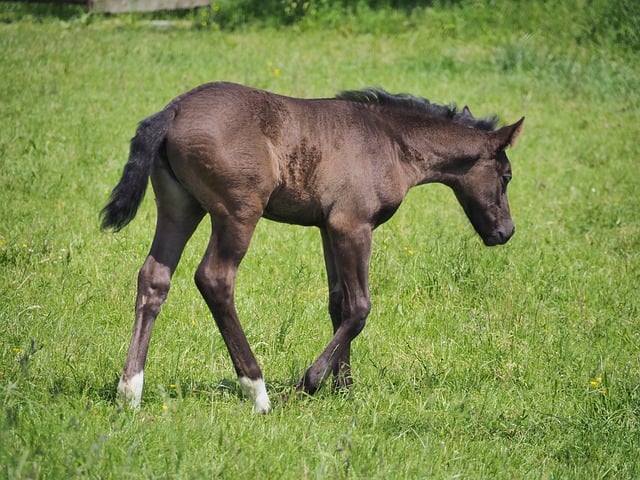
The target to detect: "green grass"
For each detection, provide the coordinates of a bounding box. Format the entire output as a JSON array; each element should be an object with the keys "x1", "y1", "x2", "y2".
[{"x1": 1, "y1": 0, "x2": 639, "y2": 477}]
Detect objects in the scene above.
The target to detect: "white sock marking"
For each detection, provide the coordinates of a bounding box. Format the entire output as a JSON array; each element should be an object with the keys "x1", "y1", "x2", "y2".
[
  {"x1": 117, "y1": 371, "x2": 144, "y2": 408},
  {"x1": 238, "y1": 377, "x2": 271, "y2": 414}
]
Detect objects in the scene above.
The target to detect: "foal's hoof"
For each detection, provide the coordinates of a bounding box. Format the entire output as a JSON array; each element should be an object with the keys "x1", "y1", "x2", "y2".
[
  {"x1": 238, "y1": 377, "x2": 271, "y2": 414},
  {"x1": 117, "y1": 372, "x2": 144, "y2": 408},
  {"x1": 294, "y1": 375, "x2": 320, "y2": 396}
]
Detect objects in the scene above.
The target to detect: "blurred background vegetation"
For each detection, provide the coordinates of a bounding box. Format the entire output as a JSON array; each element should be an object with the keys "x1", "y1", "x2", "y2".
[{"x1": 1, "y1": 0, "x2": 639, "y2": 53}]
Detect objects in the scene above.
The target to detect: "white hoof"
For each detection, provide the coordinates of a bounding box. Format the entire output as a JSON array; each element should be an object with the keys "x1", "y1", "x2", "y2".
[
  {"x1": 238, "y1": 377, "x2": 271, "y2": 414},
  {"x1": 117, "y1": 371, "x2": 144, "y2": 408}
]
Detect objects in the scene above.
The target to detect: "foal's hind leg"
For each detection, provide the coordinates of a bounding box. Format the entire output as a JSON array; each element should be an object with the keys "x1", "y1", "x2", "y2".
[
  {"x1": 118, "y1": 167, "x2": 204, "y2": 407},
  {"x1": 195, "y1": 216, "x2": 270, "y2": 413}
]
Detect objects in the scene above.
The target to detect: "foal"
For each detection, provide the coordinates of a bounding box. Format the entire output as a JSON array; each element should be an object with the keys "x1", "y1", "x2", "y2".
[{"x1": 102, "y1": 82, "x2": 523, "y2": 413}]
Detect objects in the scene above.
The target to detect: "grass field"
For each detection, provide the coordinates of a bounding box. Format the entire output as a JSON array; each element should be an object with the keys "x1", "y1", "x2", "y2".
[{"x1": 1, "y1": 0, "x2": 639, "y2": 477}]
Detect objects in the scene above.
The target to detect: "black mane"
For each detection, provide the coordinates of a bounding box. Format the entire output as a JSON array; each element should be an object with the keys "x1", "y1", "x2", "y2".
[{"x1": 336, "y1": 88, "x2": 498, "y2": 131}]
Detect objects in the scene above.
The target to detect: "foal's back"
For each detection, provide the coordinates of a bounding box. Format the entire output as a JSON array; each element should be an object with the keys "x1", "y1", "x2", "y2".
[{"x1": 163, "y1": 82, "x2": 409, "y2": 228}]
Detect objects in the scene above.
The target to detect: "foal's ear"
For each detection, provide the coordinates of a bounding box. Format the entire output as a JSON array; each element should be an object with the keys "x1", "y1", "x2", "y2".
[
  {"x1": 461, "y1": 105, "x2": 474, "y2": 119},
  {"x1": 492, "y1": 117, "x2": 525, "y2": 151}
]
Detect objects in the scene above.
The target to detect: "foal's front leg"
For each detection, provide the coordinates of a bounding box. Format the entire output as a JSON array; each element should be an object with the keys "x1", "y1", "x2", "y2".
[
  {"x1": 320, "y1": 228, "x2": 353, "y2": 389},
  {"x1": 297, "y1": 222, "x2": 372, "y2": 394}
]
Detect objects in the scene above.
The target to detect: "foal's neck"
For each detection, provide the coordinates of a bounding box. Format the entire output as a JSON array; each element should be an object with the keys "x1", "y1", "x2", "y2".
[{"x1": 400, "y1": 123, "x2": 487, "y2": 187}]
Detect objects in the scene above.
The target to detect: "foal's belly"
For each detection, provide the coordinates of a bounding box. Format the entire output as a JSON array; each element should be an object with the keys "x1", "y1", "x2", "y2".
[{"x1": 263, "y1": 188, "x2": 323, "y2": 227}]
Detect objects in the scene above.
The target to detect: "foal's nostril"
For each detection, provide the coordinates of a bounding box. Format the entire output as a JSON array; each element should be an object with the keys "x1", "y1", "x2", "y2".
[
  {"x1": 499, "y1": 223, "x2": 515, "y2": 243},
  {"x1": 488, "y1": 222, "x2": 515, "y2": 246}
]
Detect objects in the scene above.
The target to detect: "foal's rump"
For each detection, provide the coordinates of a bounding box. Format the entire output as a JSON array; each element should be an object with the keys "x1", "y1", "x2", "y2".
[{"x1": 159, "y1": 83, "x2": 284, "y2": 221}]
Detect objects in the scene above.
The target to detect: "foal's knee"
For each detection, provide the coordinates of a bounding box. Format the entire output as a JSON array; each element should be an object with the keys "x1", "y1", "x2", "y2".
[{"x1": 343, "y1": 297, "x2": 371, "y2": 336}]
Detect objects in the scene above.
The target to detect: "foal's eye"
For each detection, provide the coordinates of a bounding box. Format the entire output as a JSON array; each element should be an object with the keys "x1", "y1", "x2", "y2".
[{"x1": 502, "y1": 174, "x2": 512, "y2": 186}]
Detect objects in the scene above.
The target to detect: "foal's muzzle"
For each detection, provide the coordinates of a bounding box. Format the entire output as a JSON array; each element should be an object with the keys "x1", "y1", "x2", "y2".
[{"x1": 482, "y1": 221, "x2": 515, "y2": 246}]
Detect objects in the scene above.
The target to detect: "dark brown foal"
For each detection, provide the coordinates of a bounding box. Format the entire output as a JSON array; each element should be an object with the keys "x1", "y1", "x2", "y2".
[{"x1": 102, "y1": 82, "x2": 523, "y2": 412}]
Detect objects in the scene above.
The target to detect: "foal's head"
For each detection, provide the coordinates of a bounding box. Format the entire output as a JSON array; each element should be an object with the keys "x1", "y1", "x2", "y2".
[
  {"x1": 451, "y1": 117, "x2": 524, "y2": 246},
  {"x1": 336, "y1": 88, "x2": 523, "y2": 246}
]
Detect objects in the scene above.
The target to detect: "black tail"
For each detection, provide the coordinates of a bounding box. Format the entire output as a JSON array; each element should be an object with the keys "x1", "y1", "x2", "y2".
[{"x1": 100, "y1": 107, "x2": 176, "y2": 232}]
